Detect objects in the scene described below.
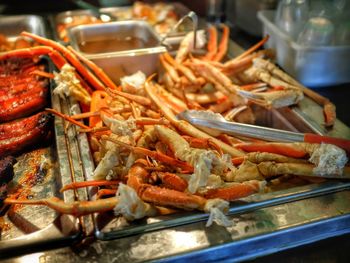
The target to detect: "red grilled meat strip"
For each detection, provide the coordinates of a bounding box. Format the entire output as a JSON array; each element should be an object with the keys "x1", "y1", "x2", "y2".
[{"x1": 0, "y1": 112, "x2": 52, "y2": 157}]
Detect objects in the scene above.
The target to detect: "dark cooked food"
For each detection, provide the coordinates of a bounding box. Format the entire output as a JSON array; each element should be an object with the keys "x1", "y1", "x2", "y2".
[
  {"x1": 0, "y1": 58, "x2": 49, "y2": 122},
  {"x1": 0, "y1": 112, "x2": 52, "y2": 157},
  {"x1": 0, "y1": 156, "x2": 16, "y2": 200}
]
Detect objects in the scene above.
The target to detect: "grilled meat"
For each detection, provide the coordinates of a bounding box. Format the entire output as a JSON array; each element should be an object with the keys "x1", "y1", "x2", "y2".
[
  {"x1": 0, "y1": 156, "x2": 16, "y2": 200},
  {"x1": 0, "y1": 112, "x2": 53, "y2": 158},
  {"x1": 0, "y1": 59, "x2": 49, "y2": 123}
]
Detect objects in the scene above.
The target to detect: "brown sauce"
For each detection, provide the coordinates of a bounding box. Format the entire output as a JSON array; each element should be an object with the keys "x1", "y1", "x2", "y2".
[{"x1": 79, "y1": 36, "x2": 147, "y2": 54}]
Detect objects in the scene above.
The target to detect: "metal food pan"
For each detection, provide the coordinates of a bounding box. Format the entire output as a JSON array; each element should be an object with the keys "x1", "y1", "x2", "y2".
[
  {"x1": 69, "y1": 38, "x2": 350, "y2": 241},
  {"x1": 101, "y1": 2, "x2": 197, "y2": 37},
  {"x1": 0, "y1": 61, "x2": 91, "y2": 257},
  {"x1": 50, "y1": 2, "x2": 197, "y2": 44},
  {"x1": 75, "y1": 102, "x2": 350, "y2": 241},
  {"x1": 0, "y1": 15, "x2": 46, "y2": 40},
  {"x1": 68, "y1": 20, "x2": 166, "y2": 84}
]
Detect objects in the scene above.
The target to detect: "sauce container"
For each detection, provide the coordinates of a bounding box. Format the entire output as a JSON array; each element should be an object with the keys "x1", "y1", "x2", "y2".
[{"x1": 68, "y1": 20, "x2": 166, "y2": 84}]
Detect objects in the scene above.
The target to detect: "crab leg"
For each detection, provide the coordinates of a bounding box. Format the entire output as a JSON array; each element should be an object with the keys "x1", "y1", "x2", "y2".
[
  {"x1": 223, "y1": 49, "x2": 274, "y2": 76},
  {"x1": 160, "y1": 54, "x2": 180, "y2": 83},
  {"x1": 233, "y1": 35, "x2": 269, "y2": 62},
  {"x1": 4, "y1": 196, "x2": 118, "y2": 216},
  {"x1": 232, "y1": 152, "x2": 308, "y2": 165},
  {"x1": 238, "y1": 88, "x2": 304, "y2": 108},
  {"x1": 89, "y1": 90, "x2": 111, "y2": 127},
  {"x1": 67, "y1": 46, "x2": 119, "y2": 90},
  {"x1": 212, "y1": 24, "x2": 230, "y2": 62},
  {"x1": 127, "y1": 162, "x2": 206, "y2": 210},
  {"x1": 0, "y1": 46, "x2": 94, "y2": 95},
  {"x1": 71, "y1": 107, "x2": 132, "y2": 120},
  {"x1": 235, "y1": 142, "x2": 317, "y2": 158},
  {"x1": 182, "y1": 135, "x2": 223, "y2": 155},
  {"x1": 145, "y1": 80, "x2": 244, "y2": 157},
  {"x1": 257, "y1": 162, "x2": 350, "y2": 179},
  {"x1": 236, "y1": 138, "x2": 350, "y2": 157},
  {"x1": 198, "y1": 180, "x2": 263, "y2": 201},
  {"x1": 162, "y1": 53, "x2": 198, "y2": 84},
  {"x1": 60, "y1": 180, "x2": 120, "y2": 192},
  {"x1": 21, "y1": 32, "x2": 106, "y2": 91},
  {"x1": 45, "y1": 108, "x2": 90, "y2": 129},
  {"x1": 106, "y1": 87, "x2": 152, "y2": 106},
  {"x1": 97, "y1": 189, "x2": 118, "y2": 199},
  {"x1": 157, "y1": 172, "x2": 188, "y2": 192},
  {"x1": 104, "y1": 136, "x2": 194, "y2": 171},
  {"x1": 202, "y1": 25, "x2": 218, "y2": 61},
  {"x1": 253, "y1": 58, "x2": 336, "y2": 127}
]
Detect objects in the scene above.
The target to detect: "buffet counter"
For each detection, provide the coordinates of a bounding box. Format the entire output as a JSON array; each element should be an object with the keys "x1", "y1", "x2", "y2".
[{"x1": 1, "y1": 2, "x2": 350, "y2": 262}]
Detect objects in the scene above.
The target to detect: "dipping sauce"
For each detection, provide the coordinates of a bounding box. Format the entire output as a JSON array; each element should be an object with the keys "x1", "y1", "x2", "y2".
[{"x1": 79, "y1": 36, "x2": 149, "y2": 54}]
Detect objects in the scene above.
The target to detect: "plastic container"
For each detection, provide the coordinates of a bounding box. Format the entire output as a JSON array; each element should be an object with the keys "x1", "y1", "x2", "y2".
[{"x1": 258, "y1": 10, "x2": 350, "y2": 87}]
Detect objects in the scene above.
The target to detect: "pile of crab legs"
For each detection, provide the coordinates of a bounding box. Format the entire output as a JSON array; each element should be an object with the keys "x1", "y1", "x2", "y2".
[
  {"x1": 2, "y1": 28, "x2": 349, "y2": 227},
  {"x1": 157, "y1": 25, "x2": 335, "y2": 127}
]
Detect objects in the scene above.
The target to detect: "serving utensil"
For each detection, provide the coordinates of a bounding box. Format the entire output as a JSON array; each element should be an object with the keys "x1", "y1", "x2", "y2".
[
  {"x1": 178, "y1": 110, "x2": 350, "y2": 153},
  {"x1": 160, "y1": 11, "x2": 198, "y2": 48}
]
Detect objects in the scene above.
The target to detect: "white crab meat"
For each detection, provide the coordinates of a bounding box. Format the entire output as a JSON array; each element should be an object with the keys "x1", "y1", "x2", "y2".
[
  {"x1": 53, "y1": 63, "x2": 80, "y2": 98},
  {"x1": 309, "y1": 143, "x2": 348, "y2": 176},
  {"x1": 93, "y1": 148, "x2": 120, "y2": 180},
  {"x1": 120, "y1": 71, "x2": 146, "y2": 93},
  {"x1": 176, "y1": 30, "x2": 206, "y2": 62},
  {"x1": 204, "y1": 198, "x2": 232, "y2": 227},
  {"x1": 114, "y1": 183, "x2": 155, "y2": 221},
  {"x1": 101, "y1": 115, "x2": 136, "y2": 137},
  {"x1": 188, "y1": 151, "x2": 215, "y2": 194}
]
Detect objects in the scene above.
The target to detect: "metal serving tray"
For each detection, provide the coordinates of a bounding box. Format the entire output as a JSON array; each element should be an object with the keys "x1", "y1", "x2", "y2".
[
  {"x1": 72, "y1": 38, "x2": 350, "y2": 245},
  {"x1": 77, "y1": 104, "x2": 350, "y2": 241},
  {"x1": 0, "y1": 15, "x2": 46, "y2": 40},
  {"x1": 1, "y1": 38, "x2": 350, "y2": 263},
  {"x1": 68, "y1": 20, "x2": 166, "y2": 84},
  {"x1": 0, "y1": 61, "x2": 93, "y2": 257},
  {"x1": 50, "y1": 2, "x2": 195, "y2": 45}
]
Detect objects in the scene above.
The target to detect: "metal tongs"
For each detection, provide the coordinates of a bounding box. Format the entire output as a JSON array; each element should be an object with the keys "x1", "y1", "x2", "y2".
[
  {"x1": 160, "y1": 11, "x2": 198, "y2": 48},
  {"x1": 178, "y1": 110, "x2": 350, "y2": 153}
]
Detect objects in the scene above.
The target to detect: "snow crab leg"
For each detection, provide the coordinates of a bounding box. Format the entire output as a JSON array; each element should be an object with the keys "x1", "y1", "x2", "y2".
[
  {"x1": 21, "y1": 32, "x2": 107, "y2": 92},
  {"x1": 144, "y1": 79, "x2": 244, "y2": 157},
  {"x1": 4, "y1": 196, "x2": 118, "y2": 216},
  {"x1": 212, "y1": 24, "x2": 230, "y2": 62},
  {"x1": 253, "y1": 58, "x2": 336, "y2": 127}
]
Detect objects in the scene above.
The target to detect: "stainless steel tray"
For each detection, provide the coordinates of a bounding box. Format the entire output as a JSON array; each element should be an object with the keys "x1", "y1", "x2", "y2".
[
  {"x1": 68, "y1": 20, "x2": 166, "y2": 84},
  {"x1": 75, "y1": 39, "x2": 349, "y2": 242},
  {"x1": 0, "y1": 15, "x2": 46, "y2": 40},
  {"x1": 49, "y1": 2, "x2": 198, "y2": 45},
  {"x1": 0, "y1": 61, "x2": 91, "y2": 257},
  {"x1": 1, "y1": 36, "x2": 350, "y2": 263},
  {"x1": 76, "y1": 102, "x2": 350, "y2": 241}
]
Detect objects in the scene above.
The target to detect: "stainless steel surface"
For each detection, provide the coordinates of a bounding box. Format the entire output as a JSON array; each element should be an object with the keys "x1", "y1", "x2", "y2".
[
  {"x1": 0, "y1": 63, "x2": 84, "y2": 256},
  {"x1": 3, "y1": 189, "x2": 350, "y2": 262},
  {"x1": 177, "y1": 109, "x2": 305, "y2": 142},
  {"x1": 0, "y1": 15, "x2": 46, "y2": 40},
  {"x1": 68, "y1": 21, "x2": 166, "y2": 84},
  {"x1": 71, "y1": 36, "x2": 350, "y2": 243},
  {"x1": 79, "y1": 103, "x2": 350, "y2": 241},
  {"x1": 50, "y1": 2, "x2": 197, "y2": 44},
  {"x1": 100, "y1": 2, "x2": 198, "y2": 38},
  {"x1": 258, "y1": 10, "x2": 350, "y2": 87},
  {"x1": 2, "y1": 23, "x2": 350, "y2": 262}
]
